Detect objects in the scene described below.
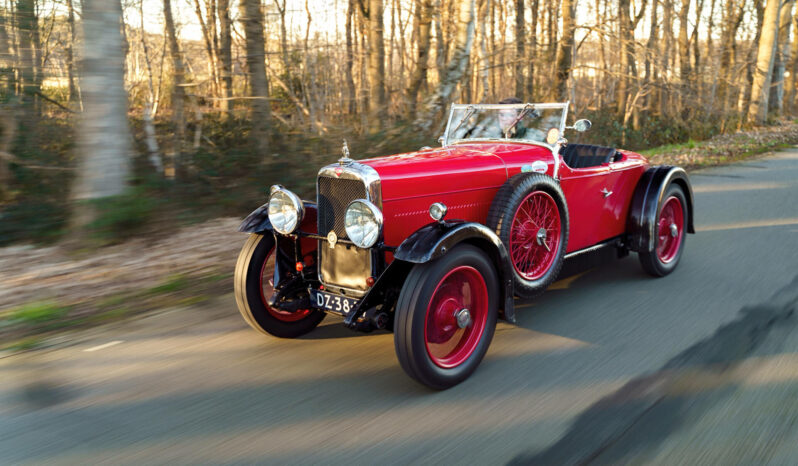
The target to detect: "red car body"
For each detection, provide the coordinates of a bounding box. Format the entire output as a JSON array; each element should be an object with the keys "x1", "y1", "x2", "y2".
[
  {"x1": 363, "y1": 143, "x2": 648, "y2": 254},
  {"x1": 235, "y1": 103, "x2": 694, "y2": 389}
]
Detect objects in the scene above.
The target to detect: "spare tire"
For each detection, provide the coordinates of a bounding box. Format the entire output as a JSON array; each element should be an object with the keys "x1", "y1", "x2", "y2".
[{"x1": 486, "y1": 173, "x2": 569, "y2": 298}]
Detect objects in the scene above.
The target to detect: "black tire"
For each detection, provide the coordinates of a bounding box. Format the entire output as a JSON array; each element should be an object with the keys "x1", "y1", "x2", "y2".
[
  {"x1": 234, "y1": 234, "x2": 324, "y2": 338},
  {"x1": 486, "y1": 173, "x2": 569, "y2": 298},
  {"x1": 639, "y1": 184, "x2": 688, "y2": 277},
  {"x1": 394, "y1": 244, "x2": 499, "y2": 389}
]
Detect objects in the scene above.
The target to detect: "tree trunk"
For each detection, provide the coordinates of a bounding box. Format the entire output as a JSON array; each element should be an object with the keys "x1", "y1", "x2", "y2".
[
  {"x1": 407, "y1": 0, "x2": 433, "y2": 118},
  {"x1": 748, "y1": 0, "x2": 782, "y2": 124},
  {"x1": 367, "y1": 0, "x2": 386, "y2": 130},
  {"x1": 239, "y1": 0, "x2": 272, "y2": 151},
  {"x1": 16, "y1": 0, "x2": 39, "y2": 121},
  {"x1": 717, "y1": 0, "x2": 744, "y2": 115},
  {"x1": 644, "y1": 0, "x2": 659, "y2": 112},
  {"x1": 678, "y1": 0, "x2": 691, "y2": 111},
  {"x1": 514, "y1": 0, "x2": 524, "y2": 97},
  {"x1": 786, "y1": 16, "x2": 798, "y2": 114},
  {"x1": 163, "y1": 0, "x2": 186, "y2": 178},
  {"x1": 346, "y1": 0, "x2": 357, "y2": 114},
  {"x1": 217, "y1": 0, "x2": 233, "y2": 113},
  {"x1": 526, "y1": 0, "x2": 539, "y2": 99},
  {"x1": 770, "y1": 0, "x2": 795, "y2": 117},
  {"x1": 71, "y1": 0, "x2": 132, "y2": 231},
  {"x1": 414, "y1": 0, "x2": 475, "y2": 132},
  {"x1": 554, "y1": 0, "x2": 574, "y2": 101},
  {"x1": 65, "y1": 0, "x2": 78, "y2": 104}
]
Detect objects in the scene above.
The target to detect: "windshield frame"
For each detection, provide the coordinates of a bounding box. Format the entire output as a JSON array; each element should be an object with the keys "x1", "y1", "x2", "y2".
[{"x1": 442, "y1": 102, "x2": 570, "y2": 148}]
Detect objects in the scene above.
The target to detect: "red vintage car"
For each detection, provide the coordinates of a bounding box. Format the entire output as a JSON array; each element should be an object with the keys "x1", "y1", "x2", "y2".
[{"x1": 234, "y1": 102, "x2": 694, "y2": 389}]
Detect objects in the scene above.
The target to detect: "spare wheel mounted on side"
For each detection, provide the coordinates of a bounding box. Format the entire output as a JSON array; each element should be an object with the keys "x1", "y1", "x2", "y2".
[{"x1": 487, "y1": 173, "x2": 569, "y2": 299}]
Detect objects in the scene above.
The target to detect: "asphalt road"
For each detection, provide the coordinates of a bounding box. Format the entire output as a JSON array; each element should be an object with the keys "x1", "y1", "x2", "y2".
[{"x1": 2, "y1": 150, "x2": 798, "y2": 465}]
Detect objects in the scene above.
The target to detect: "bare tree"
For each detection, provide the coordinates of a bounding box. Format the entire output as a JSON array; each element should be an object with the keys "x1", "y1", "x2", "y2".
[
  {"x1": 218, "y1": 0, "x2": 233, "y2": 113},
  {"x1": 554, "y1": 0, "x2": 574, "y2": 101},
  {"x1": 414, "y1": 0, "x2": 476, "y2": 132},
  {"x1": 163, "y1": 0, "x2": 186, "y2": 177},
  {"x1": 71, "y1": 0, "x2": 131, "y2": 230},
  {"x1": 748, "y1": 0, "x2": 782, "y2": 124},
  {"x1": 240, "y1": 0, "x2": 272, "y2": 151},
  {"x1": 366, "y1": 0, "x2": 386, "y2": 130},
  {"x1": 407, "y1": 0, "x2": 433, "y2": 118}
]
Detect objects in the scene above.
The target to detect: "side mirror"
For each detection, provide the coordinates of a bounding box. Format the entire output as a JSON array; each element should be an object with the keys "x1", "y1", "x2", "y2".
[{"x1": 573, "y1": 119, "x2": 592, "y2": 132}]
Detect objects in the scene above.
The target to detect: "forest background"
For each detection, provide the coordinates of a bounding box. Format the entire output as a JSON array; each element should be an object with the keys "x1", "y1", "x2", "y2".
[{"x1": 0, "y1": 0, "x2": 796, "y2": 246}]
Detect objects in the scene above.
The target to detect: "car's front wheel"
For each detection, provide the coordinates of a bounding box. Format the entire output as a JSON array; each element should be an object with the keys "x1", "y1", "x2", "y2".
[
  {"x1": 234, "y1": 234, "x2": 325, "y2": 338},
  {"x1": 394, "y1": 244, "x2": 499, "y2": 389}
]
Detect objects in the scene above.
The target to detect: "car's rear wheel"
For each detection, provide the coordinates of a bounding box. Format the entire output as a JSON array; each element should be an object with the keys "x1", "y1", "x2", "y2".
[
  {"x1": 487, "y1": 174, "x2": 569, "y2": 298},
  {"x1": 234, "y1": 234, "x2": 324, "y2": 338},
  {"x1": 638, "y1": 184, "x2": 688, "y2": 277},
  {"x1": 394, "y1": 244, "x2": 499, "y2": 389}
]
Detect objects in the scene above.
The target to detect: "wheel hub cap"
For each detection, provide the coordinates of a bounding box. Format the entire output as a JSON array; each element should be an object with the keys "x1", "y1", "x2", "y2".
[
  {"x1": 535, "y1": 228, "x2": 547, "y2": 245},
  {"x1": 455, "y1": 308, "x2": 472, "y2": 328},
  {"x1": 669, "y1": 223, "x2": 678, "y2": 238}
]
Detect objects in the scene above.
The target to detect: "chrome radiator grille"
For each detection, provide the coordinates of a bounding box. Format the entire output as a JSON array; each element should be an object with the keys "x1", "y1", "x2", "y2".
[{"x1": 317, "y1": 176, "x2": 367, "y2": 238}]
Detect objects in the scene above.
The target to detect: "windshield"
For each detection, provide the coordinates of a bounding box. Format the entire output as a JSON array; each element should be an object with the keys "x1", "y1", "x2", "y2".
[{"x1": 443, "y1": 103, "x2": 569, "y2": 147}]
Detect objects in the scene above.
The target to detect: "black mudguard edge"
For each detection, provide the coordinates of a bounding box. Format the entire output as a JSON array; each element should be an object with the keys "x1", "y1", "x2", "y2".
[
  {"x1": 627, "y1": 166, "x2": 695, "y2": 252},
  {"x1": 394, "y1": 221, "x2": 516, "y2": 323}
]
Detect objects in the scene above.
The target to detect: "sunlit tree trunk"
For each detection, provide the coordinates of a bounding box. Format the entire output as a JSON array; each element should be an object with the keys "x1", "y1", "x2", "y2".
[
  {"x1": 218, "y1": 0, "x2": 233, "y2": 113},
  {"x1": 367, "y1": 0, "x2": 386, "y2": 130},
  {"x1": 240, "y1": 0, "x2": 272, "y2": 151},
  {"x1": 163, "y1": 0, "x2": 186, "y2": 177},
  {"x1": 717, "y1": 0, "x2": 744, "y2": 115},
  {"x1": 770, "y1": 0, "x2": 795, "y2": 117},
  {"x1": 16, "y1": 0, "x2": 38, "y2": 120},
  {"x1": 786, "y1": 16, "x2": 798, "y2": 114},
  {"x1": 554, "y1": 0, "x2": 574, "y2": 101},
  {"x1": 678, "y1": 0, "x2": 691, "y2": 111},
  {"x1": 526, "y1": 0, "x2": 539, "y2": 99},
  {"x1": 414, "y1": 0, "x2": 475, "y2": 132},
  {"x1": 345, "y1": 0, "x2": 357, "y2": 114},
  {"x1": 748, "y1": 0, "x2": 781, "y2": 124},
  {"x1": 407, "y1": 0, "x2": 433, "y2": 118},
  {"x1": 514, "y1": 0, "x2": 524, "y2": 97},
  {"x1": 71, "y1": 0, "x2": 131, "y2": 231}
]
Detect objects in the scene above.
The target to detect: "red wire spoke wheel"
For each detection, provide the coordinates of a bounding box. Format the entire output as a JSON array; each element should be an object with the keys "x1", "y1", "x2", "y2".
[
  {"x1": 655, "y1": 196, "x2": 684, "y2": 264},
  {"x1": 509, "y1": 191, "x2": 563, "y2": 281},
  {"x1": 234, "y1": 234, "x2": 324, "y2": 338},
  {"x1": 424, "y1": 266, "x2": 489, "y2": 369},
  {"x1": 638, "y1": 184, "x2": 689, "y2": 277},
  {"x1": 487, "y1": 173, "x2": 568, "y2": 298},
  {"x1": 394, "y1": 244, "x2": 499, "y2": 389}
]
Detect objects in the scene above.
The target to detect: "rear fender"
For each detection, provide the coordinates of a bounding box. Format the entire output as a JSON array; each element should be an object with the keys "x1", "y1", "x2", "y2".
[
  {"x1": 394, "y1": 221, "x2": 516, "y2": 323},
  {"x1": 627, "y1": 166, "x2": 695, "y2": 252}
]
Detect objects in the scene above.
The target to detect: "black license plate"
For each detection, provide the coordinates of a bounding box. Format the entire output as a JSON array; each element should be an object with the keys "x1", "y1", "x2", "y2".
[{"x1": 310, "y1": 289, "x2": 358, "y2": 315}]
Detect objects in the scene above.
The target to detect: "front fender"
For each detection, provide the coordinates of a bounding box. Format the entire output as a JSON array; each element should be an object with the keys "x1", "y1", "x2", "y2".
[
  {"x1": 627, "y1": 166, "x2": 695, "y2": 252},
  {"x1": 395, "y1": 221, "x2": 516, "y2": 323}
]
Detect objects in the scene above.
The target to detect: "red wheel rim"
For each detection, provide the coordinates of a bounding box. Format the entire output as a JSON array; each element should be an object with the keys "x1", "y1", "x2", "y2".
[
  {"x1": 259, "y1": 247, "x2": 312, "y2": 322},
  {"x1": 509, "y1": 191, "x2": 562, "y2": 280},
  {"x1": 656, "y1": 196, "x2": 684, "y2": 264},
  {"x1": 424, "y1": 266, "x2": 489, "y2": 369}
]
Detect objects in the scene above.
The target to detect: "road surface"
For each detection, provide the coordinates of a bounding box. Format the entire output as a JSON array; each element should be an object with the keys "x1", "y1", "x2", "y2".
[{"x1": 2, "y1": 149, "x2": 798, "y2": 465}]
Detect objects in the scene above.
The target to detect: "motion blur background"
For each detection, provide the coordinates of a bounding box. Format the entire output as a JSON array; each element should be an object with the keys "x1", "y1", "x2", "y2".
[{"x1": 2, "y1": 0, "x2": 798, "y2": 463}]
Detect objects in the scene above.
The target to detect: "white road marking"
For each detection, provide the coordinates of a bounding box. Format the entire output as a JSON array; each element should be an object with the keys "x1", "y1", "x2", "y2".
[{"x1": 83, "y1": 340, "x2": 124, "y2": 352}]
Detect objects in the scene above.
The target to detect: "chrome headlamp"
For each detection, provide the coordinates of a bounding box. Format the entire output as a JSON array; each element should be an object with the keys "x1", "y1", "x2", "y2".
[
  {"x1": 344, "y1": 199, "x2": 383, "y2": 248},
  {"x1": 267, "y1": 187, "x2": 304, "y2": 235}
]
